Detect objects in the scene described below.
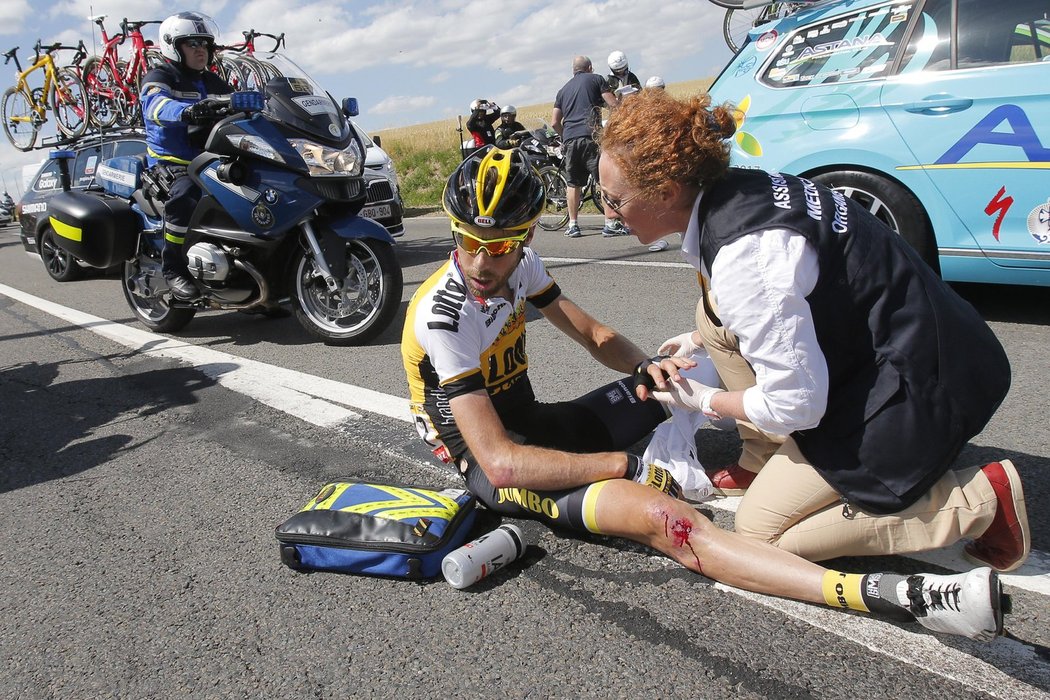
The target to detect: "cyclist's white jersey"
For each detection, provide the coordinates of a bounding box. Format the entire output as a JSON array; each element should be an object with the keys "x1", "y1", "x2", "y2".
[{"x1": 401, "y1": 247, "x2": 561, "y2": 462}]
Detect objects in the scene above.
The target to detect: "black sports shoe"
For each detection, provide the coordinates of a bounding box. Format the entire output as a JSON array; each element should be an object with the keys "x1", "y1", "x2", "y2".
[
  {"x1": 166, "y1": 274, "x2": 201, "y2": 301},
  {"x1": 906, "y1": 568, "x2": 1004, "y2": 641}
]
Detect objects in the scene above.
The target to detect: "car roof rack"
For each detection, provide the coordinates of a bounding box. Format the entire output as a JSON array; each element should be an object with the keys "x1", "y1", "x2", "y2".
[{"x1": 32, "y1": 126, "x2": 147, "y2": 152}]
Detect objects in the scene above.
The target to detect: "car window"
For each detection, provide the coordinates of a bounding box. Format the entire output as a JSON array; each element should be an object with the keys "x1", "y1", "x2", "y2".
[
  {"x1": 761, "y1": 1, "x2": 917, "y2": 87},
  {"x1": 72, "y1": 143, "x2": 107, "y2": 189},
  {"x1": 959, "y1": 0, "x2": 1050, "y2": 67},
  {"x1": 112, "y1": 139, "x2": 147, "y2": 159},
  {"x1": 32, "y1": 161, "x2": 63, "y2": 192},
  {"x1": 901, "y1": 0, "x2": 1050, "y2": 72}
]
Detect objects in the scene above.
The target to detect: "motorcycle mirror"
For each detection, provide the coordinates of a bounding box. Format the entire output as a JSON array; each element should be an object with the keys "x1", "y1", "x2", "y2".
[
  {"x1": 372, "y1": 134, "x2": 382, "y2": 148},
  {"x1": 342, "y1": 97, "x2": 359, "y2": 118}
]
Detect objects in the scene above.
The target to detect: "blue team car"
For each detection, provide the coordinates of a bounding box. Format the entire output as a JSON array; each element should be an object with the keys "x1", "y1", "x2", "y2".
[{"x1": 707, "y1": 0, "x2": 1050, "y2": 286}]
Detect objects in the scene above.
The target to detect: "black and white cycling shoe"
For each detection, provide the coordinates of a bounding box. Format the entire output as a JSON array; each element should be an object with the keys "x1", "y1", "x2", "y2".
[{"x1": 906, "y1": 567, "x2": 1006, "y2": 641}]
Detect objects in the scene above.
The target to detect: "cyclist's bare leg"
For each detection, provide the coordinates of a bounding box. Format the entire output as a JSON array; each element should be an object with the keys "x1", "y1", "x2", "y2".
[{"x1": 593, "y1": 478, "x2": 823, "y2": 602}]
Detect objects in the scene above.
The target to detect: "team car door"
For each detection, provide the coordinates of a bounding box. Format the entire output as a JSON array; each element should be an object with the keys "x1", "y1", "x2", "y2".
[{"x1": 881, "y1": 0, "x2": 1050, "y2": 269}]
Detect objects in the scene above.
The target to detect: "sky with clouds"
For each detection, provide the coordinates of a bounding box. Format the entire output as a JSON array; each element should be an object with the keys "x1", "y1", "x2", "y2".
[{"x1": 0, "y1": 0, "x2": 732, "y2": 194}]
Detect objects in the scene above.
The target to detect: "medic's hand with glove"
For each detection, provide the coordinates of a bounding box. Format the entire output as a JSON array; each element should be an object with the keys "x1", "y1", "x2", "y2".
[
  {"x1": 658, "y1": 330, "x2": 704, "y2": 358},
  {"x1": 625, "y1": 454, "x2": 683, "y2": 499},
  {"x1": 651, "y1": 376, "x2": 725, "y2": 419}
]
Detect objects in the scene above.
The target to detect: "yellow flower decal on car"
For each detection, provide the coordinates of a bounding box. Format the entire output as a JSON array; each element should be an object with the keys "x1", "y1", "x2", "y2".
[{"x1": 732, "y1": 95, "x2": 763, "y2": 157}]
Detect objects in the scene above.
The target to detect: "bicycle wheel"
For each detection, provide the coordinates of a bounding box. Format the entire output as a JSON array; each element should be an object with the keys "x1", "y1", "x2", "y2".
[
  {"x1": 233, "y1": 55, "x2": 270, "y2": 92},
  {"x1": 51, "y1": 67, "x2": 90, "y2": 139},
  {"x1": 537, "y1": 166, "x2": 569, "y2": 232},
  {"x1": 215, "y1": 55, "x2": 246, "y2": 91},
  {"x1": 708, "y1": 0, "x2": 745, "y2": 7},
  {"x1": 83, "y1": 56, "x2": 119, "y2": 129},
  {"x1": 2, "y1": 86, "x2": 39, "y2": 151}
]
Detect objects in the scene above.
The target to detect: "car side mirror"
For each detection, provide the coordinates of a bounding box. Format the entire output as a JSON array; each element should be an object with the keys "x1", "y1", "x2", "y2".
[
  {"x1": 372, "y1": 134, "x2": 382, "y2": 148},
  {"x1": 342, "y1": 97, "x2": 359, "y2": 118}
]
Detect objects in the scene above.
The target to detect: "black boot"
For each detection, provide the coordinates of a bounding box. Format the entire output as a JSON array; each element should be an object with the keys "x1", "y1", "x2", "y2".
[{"x1": 166, "y1": 273, "x2": 201, "y2": 301}]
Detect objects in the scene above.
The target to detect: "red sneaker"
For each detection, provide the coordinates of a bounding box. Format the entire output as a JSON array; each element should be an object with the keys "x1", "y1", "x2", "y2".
[
  {"x1": 964, "y1": 460, "x2": 1030, "y2": 572},
  {"x1": 707, "y1": 463, "x2": 757, "y2": 496}
]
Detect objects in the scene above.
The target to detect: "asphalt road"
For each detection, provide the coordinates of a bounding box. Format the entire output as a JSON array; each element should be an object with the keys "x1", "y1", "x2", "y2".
[{"x1": 1, "y1": 217, "x2": 1048, "y2": 699}]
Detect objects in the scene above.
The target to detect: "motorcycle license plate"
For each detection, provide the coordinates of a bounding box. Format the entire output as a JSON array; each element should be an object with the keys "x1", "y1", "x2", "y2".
[{"x1": 361, "y1": 204, "x2": 392, "y2": 219}]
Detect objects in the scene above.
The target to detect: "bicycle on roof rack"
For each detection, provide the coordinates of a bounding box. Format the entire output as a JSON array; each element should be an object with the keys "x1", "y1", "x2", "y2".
[
  {"x1": 79, "y1": 15, "x2": 164, "y2": 130},
  {"x1": 707, "y1": 0, "x2": 821, "y2": 53},
  {"x1": 2, "y1": 40, "x2": 90, "y2": 151},
  {"x1": 215, "y1": 29, "x2": 286, "y2": 91}
]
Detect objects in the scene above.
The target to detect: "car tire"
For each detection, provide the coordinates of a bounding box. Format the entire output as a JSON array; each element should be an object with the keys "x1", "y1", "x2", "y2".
[
  {"x1": 39, "y1": 227, "x2": 83, "y2": 282},
  {"x1": 812, "y1": 170, "x2": 940, "y2": 275}
]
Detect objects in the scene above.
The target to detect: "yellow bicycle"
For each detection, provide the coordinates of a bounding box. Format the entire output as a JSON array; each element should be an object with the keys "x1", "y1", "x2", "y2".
[{"x1": 2, "y1": 40, "x2": 90, "y2": 151}]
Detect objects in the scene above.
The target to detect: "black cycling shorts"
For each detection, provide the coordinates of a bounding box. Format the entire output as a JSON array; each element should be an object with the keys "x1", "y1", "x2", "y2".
[
  {"x1": 456, "y1": 378, "x2": 666, "y2": 534},
  {"x1": 563, "y1": 136, "x2": 599, "y2": 187}
]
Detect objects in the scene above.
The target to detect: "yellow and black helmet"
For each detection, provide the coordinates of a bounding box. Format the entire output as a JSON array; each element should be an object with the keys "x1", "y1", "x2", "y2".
[{"x1": 442, "y1": 146, "x2": 545, "y2": 233}]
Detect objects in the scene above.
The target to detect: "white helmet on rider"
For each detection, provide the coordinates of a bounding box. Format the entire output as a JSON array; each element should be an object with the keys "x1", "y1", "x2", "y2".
[
  {"x1": 608, "y1": 50, "x2": 629, "y2": 75},
  {"x1": 158, "y1": 11, "x2": 219, "y2": 63},
  {"x1": 645, "y1": 75, "x2": 666, "y2": 89},
  {"x1": 502, "y1": 104, "x2": 517, "y2": 116}
]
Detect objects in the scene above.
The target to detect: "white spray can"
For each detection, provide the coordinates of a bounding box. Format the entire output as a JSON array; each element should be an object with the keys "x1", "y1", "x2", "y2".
[{"x1": 442, "y1": 523, "x2": 526, "y2": 589}]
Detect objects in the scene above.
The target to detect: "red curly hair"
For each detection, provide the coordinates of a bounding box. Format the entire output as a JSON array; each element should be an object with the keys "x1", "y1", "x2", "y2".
[{"x1": 599, "y1": 91, "x2": 737, "y2": 197}]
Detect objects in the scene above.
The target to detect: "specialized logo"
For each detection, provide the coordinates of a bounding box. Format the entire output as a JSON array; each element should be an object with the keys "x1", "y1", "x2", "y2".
[
  {"x1": 473, "y1": 215, "x2": 495, "y2": 227},
  {"x1": 984, "y1": 187, "x2": 1014, "y2": 241}
]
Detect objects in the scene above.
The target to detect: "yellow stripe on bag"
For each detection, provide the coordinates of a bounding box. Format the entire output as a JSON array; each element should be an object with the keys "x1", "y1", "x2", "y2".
[
  {"x1": 304, "y1": 483, "x2": 459, "y2": 521},
  {"x1": 49, "y1": 217, "x2": 82, "y2": 243}
]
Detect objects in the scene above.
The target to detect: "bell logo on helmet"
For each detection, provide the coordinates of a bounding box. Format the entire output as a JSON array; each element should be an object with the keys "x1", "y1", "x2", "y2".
[{"x1": 474, "y1": 216, "x2": 496, "y2": 227}]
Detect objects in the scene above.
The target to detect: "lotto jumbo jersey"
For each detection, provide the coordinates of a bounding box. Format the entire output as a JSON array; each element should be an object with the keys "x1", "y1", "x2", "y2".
[{"x1": 401, "y1": 248, "x2": 560, "y2": 463}]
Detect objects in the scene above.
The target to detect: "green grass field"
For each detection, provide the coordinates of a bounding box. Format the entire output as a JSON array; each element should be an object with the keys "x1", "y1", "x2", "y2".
[{"x1": 374, "y1": 78, "x2": 714, "y2": 212}]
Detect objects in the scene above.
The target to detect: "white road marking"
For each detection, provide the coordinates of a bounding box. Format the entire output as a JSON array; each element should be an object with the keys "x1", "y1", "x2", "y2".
[{"x1": 2, "y1": 282, "x2": 1048, "y2": 695}]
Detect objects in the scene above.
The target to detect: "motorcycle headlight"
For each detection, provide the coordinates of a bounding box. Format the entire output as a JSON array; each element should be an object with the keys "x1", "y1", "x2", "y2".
[
  {"x1": 226, "y1": 134, "x2": 285, "y2": 164},
  {"x1": 290, "y1": 138, "x2": 364, "y2": 177}
]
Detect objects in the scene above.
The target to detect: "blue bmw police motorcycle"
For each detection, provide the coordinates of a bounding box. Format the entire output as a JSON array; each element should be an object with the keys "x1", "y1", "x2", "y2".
[{"x1": 48, "y1": 55, "x2": 402, "y2": 346}]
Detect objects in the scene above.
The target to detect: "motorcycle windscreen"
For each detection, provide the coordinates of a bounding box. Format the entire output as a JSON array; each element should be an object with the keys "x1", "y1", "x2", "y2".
[{"x1": 255, "y1": 52, "x2": 351, "y2": 148}]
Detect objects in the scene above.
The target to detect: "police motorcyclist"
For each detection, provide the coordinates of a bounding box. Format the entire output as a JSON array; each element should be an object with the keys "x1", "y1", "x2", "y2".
[
  {"x1": 140, "y1": 11, "x2": 233, "y2": 301},
  {"x1": 606, "y1": 51, "x2": 641, "y2": 102},
  {"x1": 494, "y1": 105, "x2": 527, "y2": 149}
]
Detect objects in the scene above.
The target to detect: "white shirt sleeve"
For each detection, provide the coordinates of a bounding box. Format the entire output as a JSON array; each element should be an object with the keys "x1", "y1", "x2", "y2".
[{"x1": 709, "y1": 229, "x2": 828, "y2": 435}]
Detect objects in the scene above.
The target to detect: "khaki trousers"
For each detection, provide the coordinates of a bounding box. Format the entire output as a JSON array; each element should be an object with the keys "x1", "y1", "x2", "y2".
[{"x1": 693, "y1": 288, "x2": 997, "y2": 562}]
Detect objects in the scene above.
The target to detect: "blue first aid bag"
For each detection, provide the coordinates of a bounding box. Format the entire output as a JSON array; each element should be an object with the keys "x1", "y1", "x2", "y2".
[{"x1": 275, "y1": 481, "x2": 477, "y2": 579}]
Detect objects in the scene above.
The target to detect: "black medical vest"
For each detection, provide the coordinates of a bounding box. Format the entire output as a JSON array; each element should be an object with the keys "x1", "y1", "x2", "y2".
[{"x1": 699, "y1": 168, "x2": 1010, "y2": 514}]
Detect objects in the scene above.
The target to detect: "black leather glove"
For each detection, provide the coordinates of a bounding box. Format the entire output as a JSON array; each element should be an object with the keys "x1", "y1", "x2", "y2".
[{"x1": 181, "y1": 98, "x2": 227, "y2": 125}]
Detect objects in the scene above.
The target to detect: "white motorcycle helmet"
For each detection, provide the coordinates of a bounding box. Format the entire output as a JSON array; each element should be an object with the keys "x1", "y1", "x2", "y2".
[
  {"x1": 645, "y1": 75, "x2": 666, "y2": 89},
  {"x1": 608, "y1": 50, "x2": 629, "y2": 75},
  {"x1": 158, "y1": 11, "x2": 219, "y2": 63}
]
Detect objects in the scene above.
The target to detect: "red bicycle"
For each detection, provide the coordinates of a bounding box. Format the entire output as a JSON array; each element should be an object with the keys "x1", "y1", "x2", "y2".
[
  {"x1": 80, "y1": 15, "x2": 163, "y2": 129},
  {"x1": 215, "y1": 30, "x2": 286, "y2": 91}
]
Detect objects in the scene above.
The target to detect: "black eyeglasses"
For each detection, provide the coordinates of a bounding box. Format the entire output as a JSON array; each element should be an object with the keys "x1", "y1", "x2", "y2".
[
  {"x1": 181, "y1": 38, "x2": 213, "y2": 49},
  {"x1": 600, "y1": 188, "x2": 642, "y2": 215}
]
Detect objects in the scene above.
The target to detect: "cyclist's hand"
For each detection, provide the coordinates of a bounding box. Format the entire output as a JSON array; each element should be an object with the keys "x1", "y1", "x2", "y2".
[{"x1": 181, "y1": 98, "x2": 227, "y2": 125}]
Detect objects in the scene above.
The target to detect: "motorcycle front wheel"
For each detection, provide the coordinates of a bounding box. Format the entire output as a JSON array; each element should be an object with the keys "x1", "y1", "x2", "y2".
[
  {"x1": 290, "y1": 238, "x2": 403, "y2": 346},
  {"x1": 121, "y1": 259, "x2": 197, "y2": 332}
]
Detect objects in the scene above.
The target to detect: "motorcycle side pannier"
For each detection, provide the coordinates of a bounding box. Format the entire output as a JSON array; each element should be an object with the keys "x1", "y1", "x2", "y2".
[{"x1": 46, "y1": 191, "x2": 141, "y2": 269}]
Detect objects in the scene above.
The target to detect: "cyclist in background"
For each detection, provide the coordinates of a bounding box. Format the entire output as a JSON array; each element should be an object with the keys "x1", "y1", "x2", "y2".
[
  {"x1": 140, "y1": 10, "x2": 232, "y2": 301},
  {"x1": 494, "y1": 105, "x2": 527, "y2": 149}
]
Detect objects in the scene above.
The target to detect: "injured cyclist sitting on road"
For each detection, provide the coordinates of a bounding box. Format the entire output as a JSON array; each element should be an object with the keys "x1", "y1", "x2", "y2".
[{"x1": 399, "y1": 145, "x2": 1012, "y2": 642}]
